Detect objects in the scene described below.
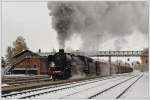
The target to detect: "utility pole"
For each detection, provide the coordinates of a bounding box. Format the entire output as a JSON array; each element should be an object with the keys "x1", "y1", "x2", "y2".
[{"x1": 109, "y1": 50, "x2": 111, "y2": 75}]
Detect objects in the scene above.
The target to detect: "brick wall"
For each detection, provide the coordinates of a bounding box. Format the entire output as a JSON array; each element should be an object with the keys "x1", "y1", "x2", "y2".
[{"x1": 15, "y1": 57, "x2": 48, "y2": 75}]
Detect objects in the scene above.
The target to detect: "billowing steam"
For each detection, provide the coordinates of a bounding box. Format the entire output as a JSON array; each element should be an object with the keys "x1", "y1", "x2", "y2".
[
  {"x1": 47, "y1": 1, "x2": 148, "y2": 50},
  {"x1": 70, "y1": 56, "x2": 86, "y2": 79},
  {"x1": 114, "y1": 39, "x2": 127, "y2": 51}
]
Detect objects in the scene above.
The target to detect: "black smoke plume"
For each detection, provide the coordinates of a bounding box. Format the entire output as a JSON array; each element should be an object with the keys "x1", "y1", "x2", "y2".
[
  {"x1": 48, "y1": 3, "x2": 74, "y2": 48},
  {"x1": 48, "y1": 1, "x2": 148, "y2": 51}
]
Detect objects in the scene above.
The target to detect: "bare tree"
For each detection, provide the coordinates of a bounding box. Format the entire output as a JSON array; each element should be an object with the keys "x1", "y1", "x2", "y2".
[
  {"x1": 5, "y1": 46, "x2": 14, "y2": 65},
  {"x1": 5, "y1": 36, "x2": 28, "y2": 65}
]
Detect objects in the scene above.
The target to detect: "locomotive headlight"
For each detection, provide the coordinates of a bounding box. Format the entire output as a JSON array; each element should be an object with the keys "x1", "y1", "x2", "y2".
[{"x1": 51, "y1": 62, "x2": 55, "y2": 67}]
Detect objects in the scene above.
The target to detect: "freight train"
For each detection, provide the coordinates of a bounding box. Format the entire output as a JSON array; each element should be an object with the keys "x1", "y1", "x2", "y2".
[{"x1": 47, "y1": 49, "x2": 133, "y2": 80}]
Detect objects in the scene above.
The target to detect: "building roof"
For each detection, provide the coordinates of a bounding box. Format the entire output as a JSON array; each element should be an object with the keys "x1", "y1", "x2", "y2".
[
  {"x1": 13, "y1": 50, "x2": 38, "y2": 58},
  {"x1": 13, "y1": 49, "x2": 55, "y2": 59}
]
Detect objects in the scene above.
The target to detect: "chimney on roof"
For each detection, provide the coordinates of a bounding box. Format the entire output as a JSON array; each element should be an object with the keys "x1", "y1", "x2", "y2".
[{"x1": 38, "y1": 49, "x2": 41, "y2": 53}]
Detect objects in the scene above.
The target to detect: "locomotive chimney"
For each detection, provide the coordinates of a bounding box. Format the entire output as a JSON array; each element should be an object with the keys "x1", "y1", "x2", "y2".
[
  {"x1": 59, "y1": 49, "x2": 64, "y2": 53},
  {"x1": 38, "y1": 49, "x2": 41, "y2": 53}
]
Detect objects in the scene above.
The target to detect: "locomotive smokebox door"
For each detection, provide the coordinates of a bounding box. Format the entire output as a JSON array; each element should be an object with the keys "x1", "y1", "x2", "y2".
[{"x1": 48, "y1": 55, "x2": 54, "y2": 62}]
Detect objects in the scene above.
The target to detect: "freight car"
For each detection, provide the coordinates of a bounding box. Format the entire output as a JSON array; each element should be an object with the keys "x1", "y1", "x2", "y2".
[
  {"x1": 47, "y1": 49, "x2": 133, "y2": 80},
  {"x1": 111, "y1": 63, "x2": 133, "y2": 74}
]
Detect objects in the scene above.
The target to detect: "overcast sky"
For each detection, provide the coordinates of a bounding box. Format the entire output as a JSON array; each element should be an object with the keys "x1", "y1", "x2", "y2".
[
  {"x1": 2, "y1": 2, "x2": 59, "y2": 56},
  {"x1": 1, "y1": 1, "x2": 149, "y2": 57}
]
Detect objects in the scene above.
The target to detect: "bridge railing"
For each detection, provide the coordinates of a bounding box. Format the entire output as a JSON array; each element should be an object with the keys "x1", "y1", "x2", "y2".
[{"x1": 70, "y1": 51, "x2": 148, "y2": 57}]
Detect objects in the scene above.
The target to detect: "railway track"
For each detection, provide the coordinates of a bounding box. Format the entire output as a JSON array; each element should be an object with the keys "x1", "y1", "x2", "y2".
[
  {"x1": 2, "y1": 73, "x2": 135, "y2": 99},
  {"x1": 116, "y1": 74, "x2": 143, "y2": 99},
  {"x1": 2, "y1": 77, "x2": 53, "y2": 90},
  {"x1": 2, "y1": 76, "x2": 50, "y2": 84},
  {"x1": 2, "y1": 78, "x2": 52, "y2": 86},
  {"x1": 26, "y1": 74, "x2": 141, "y2": 99},
  {"x1": 2, "y1": 75, "x2": 104, "y2": 94},
  {"x1": 36, "y1": 74, "x2": 140, "y2": 99},
  {"x1": 2, "y1": 75, "x2": 109, "y2": 98},
  {"x1": 89, "y1": 74, "x2": 143, "y2": 99}
]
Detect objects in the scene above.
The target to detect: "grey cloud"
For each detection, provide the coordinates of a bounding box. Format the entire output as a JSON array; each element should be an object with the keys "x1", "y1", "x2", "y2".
[{"x1": 47, "y1": 1, "x2": 148, "y2": 51}]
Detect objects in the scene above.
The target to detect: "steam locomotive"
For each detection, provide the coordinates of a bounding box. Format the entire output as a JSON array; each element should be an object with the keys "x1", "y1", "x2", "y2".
[{"x1": 48, "y1": 49, "x2": 133, "y2": 80}]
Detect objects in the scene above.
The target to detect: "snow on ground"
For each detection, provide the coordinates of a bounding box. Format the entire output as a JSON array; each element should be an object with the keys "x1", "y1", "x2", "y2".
[
  {"x1": 2, "y1": 84, "x2": 9, "y2": 87},
  {"x1": 34, "y1": 76, "x2": 128, "y2": 99},
  {"x1": 4, "y1": 74, "x2": 31, "y2": 77},
  {"x1": 3, "y1": 74, "x2": 49, "y2": 77},
  {"x1": 2, "y1": 72, "x2": 148, "y2": 99},
  {"x1": 94, "y1": 74, "x2": 143, "y2": 99},
  {"x1": 120, "y1": 72, "x2": 149, "y2": 99}
]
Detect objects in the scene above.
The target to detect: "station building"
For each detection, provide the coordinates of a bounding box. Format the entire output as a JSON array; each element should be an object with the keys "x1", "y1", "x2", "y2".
[
  {"x1": 140, "y1": 48, "x2": 149, "y2": 72},
  {"x1": 12, "y1": 50, "x2": 53, "y2": 75}
]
